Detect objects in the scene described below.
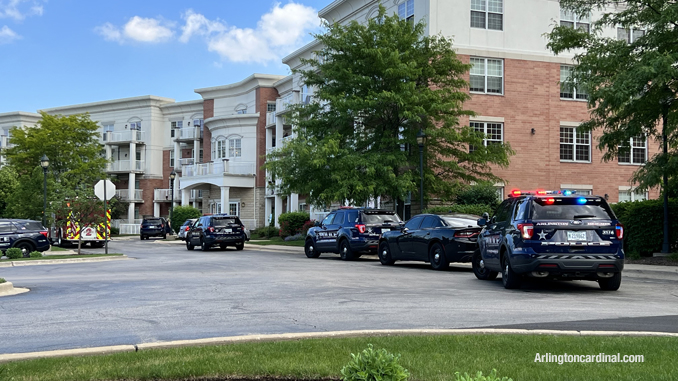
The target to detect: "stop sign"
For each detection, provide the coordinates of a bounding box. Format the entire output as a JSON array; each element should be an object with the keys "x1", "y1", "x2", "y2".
[{"x1": 94, "y1": 180, "x2": 116, "y2": 201}]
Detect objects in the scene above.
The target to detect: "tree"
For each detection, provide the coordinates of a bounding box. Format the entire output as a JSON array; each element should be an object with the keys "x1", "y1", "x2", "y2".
[
  {"x1": 52, "y1": 190, "x2": 105, "y2": 255},
  {"x1": 547, "y1": 0, "x2": 678, "y2": 253},
  {"x1": 0, "y1": 166, "x2": 18, "y2": 217},
  {"x1": 5, "y1": 167, "x2": 57, "y2": 221},
  {"x1": 5, "y1": 112, "x2": 108, "y2": 189},
  {"x1": 265, "y1": 6, "x2": 513, "y2": 208}
]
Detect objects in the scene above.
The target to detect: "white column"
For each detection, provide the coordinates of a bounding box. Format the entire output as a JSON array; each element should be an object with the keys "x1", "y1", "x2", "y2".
[
  {"x1": 130, "y1": 142, "x2": 137, "y2": 171},
  {"x1": 274, "y1": 195, "x2": 283, "y2": 227},
  {"x1": 193, "y1": 139, "x2": 200, "y2": 164},
  {"x1": 128, "y1": 172, "x2": 136, "y2": 221},
  {"x1": 105, "y1": 144, "x2": 112, "y2": 171},
  {"x1": 265, "y1": 197, "x2": 273, "y2": 227},
  {"x1": 127, "y1": 202, "x2": 135, "y2": 222},
  {"x1": 181, "y1": 189, "x2": 190, "y2": 206},
  {"x1": 154, "y1": 202, "x2": 160, "y2": 217},
  {"x1": 275, "y1": 114, "x2": 283, "y2": 150},
  {"x1": 290, "y1": 193, "x2": 299, "y2": 212},
  {"x1": 173, "y1": 141, "x2": 181, "y2": 171},
  {"x1": 220, "y1": 186, "x2": 230, "y2": 214}
]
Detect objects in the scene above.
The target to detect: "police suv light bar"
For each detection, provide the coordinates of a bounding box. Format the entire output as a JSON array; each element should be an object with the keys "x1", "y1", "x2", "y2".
[{"x1": 508, "y1": 189, "x2": 578, "y2": 197}]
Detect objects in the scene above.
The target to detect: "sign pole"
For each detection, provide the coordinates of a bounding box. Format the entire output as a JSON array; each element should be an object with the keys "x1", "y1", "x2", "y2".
[{"x1": 104, "y1": 179, "x2": 108, "y2": 255}]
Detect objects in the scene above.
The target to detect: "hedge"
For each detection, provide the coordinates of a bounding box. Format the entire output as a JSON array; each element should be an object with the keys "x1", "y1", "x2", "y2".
[
  {"x1": 170, "y1": 206, "x2": 203, "y2": 234},
  {"x1": 278, "y1": 211, "x2": 310, "y2": 238},
  {"x1": 423, "y1": 204, "x2": 494, "y2": 217},
  {"x1": 610, "y1": 199, "x2": 678, "y2": 257}
]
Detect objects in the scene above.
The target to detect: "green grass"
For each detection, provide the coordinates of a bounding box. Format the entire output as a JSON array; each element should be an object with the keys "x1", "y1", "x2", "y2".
[
  {"x1": 248, "y1": 237, "x2": 305, "y2": 247},
  {"x1": 49, "y1": 246, "x2": 69, "y2": 252},
  {"x1": 2, "y1": 254, "x2": 123, "y2": 262},
  {"x1": 1, "y1": 335, "x2": 675, "y2": 381}
]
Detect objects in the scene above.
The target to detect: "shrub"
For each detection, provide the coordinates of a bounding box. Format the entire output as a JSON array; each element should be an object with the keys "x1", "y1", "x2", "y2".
[
  {"x1": 301, "y1": 220, "x2": 316, "y2": 236},
  {"x1": 455, "y1": 369, "x2": 512, "y2": 381},
  {"x1": 0, "y1": 278, "x2": 5, "y2": 284},
  {"x1": 171, "y1": 206, "x2": 203, "y2": 234},
  {"x1": 610, "y1": 199, "x2": 678, "y2": 257},
  {"x1": 253, "y1": 226, "x2": 280, "y2": 239},
  {"x1": 29, "y1": 251, "x2": 43, "y2": 258},
  {"x1": 110, "y1": 226, "x2": 120, "y2": 235},
  {"x1": 5, "y1": 248, "x2": 22, "y2": 259},
  {"x1": 341, "y1": 344, "x2": 409, "y2": 381},
  {"x1": 278, "y1": 212, "x2": 310, "y2": 238},
  {"x1": 456, "y1": 183, "x2": 501, "y2": 209},
  {"x1": 284, "y1": 233, "x2": 303, "y2": 241},
  {"x1": 424, "y1": 204, "x2": 494, "y2": 217}
]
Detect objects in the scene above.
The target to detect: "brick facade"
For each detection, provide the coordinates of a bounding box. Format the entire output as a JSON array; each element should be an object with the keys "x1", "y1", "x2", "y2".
[{"x1": 203, "y1": 99, "x2": 214, "y2": 163}]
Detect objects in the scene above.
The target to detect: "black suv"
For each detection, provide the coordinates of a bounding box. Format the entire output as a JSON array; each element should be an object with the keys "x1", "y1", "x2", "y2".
[
  {"x1": 474, "y1": 190, "x2": 624, "y2": 291},
  {"x1": 186, "y1": 214, "x2": 246, "y2": 251},
  {"x1": 0, "y1": 219, "x2": 51, "y2": 256},
  {"x1": 305, "y1": 208, "x2": 402, "y2": 260},
  {"x1": 140, "y1": 217, "x2": 172, "y2": 240}
]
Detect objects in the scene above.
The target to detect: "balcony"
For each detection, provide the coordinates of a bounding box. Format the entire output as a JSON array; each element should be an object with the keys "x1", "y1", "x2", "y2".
[
  {"x1": 0, "y1": 135, "x2": 9, "y2": 149},
  {"x1": 107, "y1": 160, "x2": 145, "y2": 173},
  {"x1": 154, "y1": 189, "x2": 180, "y2": 202},
  {"x1": 266, "y1": 112, "x2": 276, "y2": 126},
  {"x1": 105, "y1": 130, "x2": 146, "y2": 145},
  {"x1": 116, "y1": 189, "x2": 144, "y2": 202},
  {"x1": 179, "y1": 158, "x2": 195, "y2": 166},
  {"x1": 276, "y1": 93, "x2": 297, "y2": 115},
  {"x1": 183, "y1": 160, "x2": 256, "y2": 177},
  {"x1": 174, "y1": 127, "x2": 202, "y2": 142}
]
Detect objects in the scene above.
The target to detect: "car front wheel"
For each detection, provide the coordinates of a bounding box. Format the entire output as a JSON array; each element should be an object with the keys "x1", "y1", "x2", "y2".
[
  {"x1": 186, "y1": 240, "x2": 194, "y2": 251},
  {"x1": 304, "y1": 239, "x2": 320, "y2": 258},
  {"x1": 235, "y1": 240, "x2": 244, "y2": 251},
  {"x1": 472, "y1": 251, "x2": 498, "y2": 280},
  {"x1": 201, "y1": 239, "x2": 210, "y2": 251},
  {"x1": 378, "y1": 241, "x2": 395, "y2": 265}
]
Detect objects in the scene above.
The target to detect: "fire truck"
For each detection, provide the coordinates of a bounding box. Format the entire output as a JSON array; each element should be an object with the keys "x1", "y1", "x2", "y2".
[{"x1": 51, "y1": 208, "x2": 111, "y2": 248}]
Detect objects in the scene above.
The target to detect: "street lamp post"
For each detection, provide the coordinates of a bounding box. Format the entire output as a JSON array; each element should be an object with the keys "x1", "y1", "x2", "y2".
[
  {"x1": 40, "y1": 154, "x2": 50, "y2": 227},
  {"x1": 416, "y1": 129, "x2": 426, "y2": 213},
  {"x1": 169, "y1": 170, "x2": 176, "y2": 232}
]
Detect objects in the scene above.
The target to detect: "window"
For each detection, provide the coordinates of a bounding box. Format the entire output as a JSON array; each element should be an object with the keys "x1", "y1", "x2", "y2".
[
  {"x1": 470, "y1": 58, "x2": 503, "y2": 94},
  {"x1": 129, "y1": 121, "x2": 142, "y2": 130},
  {"x1": 471, "y1": 0, "x2": 503, "y2": 30},
  {"x1": 560, "y1": 9, "x2": 590, "y2": 32},
  {"x1": 470, "y1": 122, "x2": 503, "y2": 152},
  {"x1": 617, "y1": 27, "x2": 645, "y2": 43},
  {"x1": 235, "y1": 106, "x2": 247, "y2": 114},
  {"x1": 229, "y1": 202, "x2": 240, "y2": 216},
  {"x1": 619, "y1": 188, "x2": 647, "y2": 202},
  {"x1": 494, "y1": 199, "x2": 514, "y2": 223},
  {"x1": 193, "y1": 119, "x2": 203, "y2": 127},
  {"x1": 560, "y1": 65, "x2": 588, "y2": 100},
  {"x1": 618, "y1": 136, "x2": 647, "y2": 165},
  {"x1": 560, "y1": 126, "x2": 591, "y2": 162},
  {"x1": 214, "y1": 138, "x2": 227, "y2": 159},
  {"x1": 562, "y1": 189, "x2": 592, "y2": 196},
  {"x1": 322, "y1": 213, "x2": 335, "y2": 226},
  {"x1": 420, "y1": 216, "x2": 440, "y2": 229},
  {"x1": 171, "y1": 121, "x2": 183, "y2": 129},
  {"x1": 267, "y1": 103, "x2": 276, "y2": 112},
  {"x1": 102, "y1": 124, "x2": 114, "y2": 141},
  {"x1": 404, "y1": 215, "x2": 424, "y2": 230},
  {"x1": 398, "y1": 0, "x2": 414, "y2": 23},
  {"x1": 229, "y1": 138, "x2": 242, "y2": 158},
  {"x1": 170, "y1": 150, "x2": 175, "y2": 167},
  {"x1": 136, "y1": 151, "x2": 142, "y2": 161}
]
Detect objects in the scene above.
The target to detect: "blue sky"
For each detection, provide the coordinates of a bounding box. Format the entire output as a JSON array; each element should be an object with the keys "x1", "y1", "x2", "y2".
[{"x1": 0, "y1": 0, "x2": 329, "y2": 114}]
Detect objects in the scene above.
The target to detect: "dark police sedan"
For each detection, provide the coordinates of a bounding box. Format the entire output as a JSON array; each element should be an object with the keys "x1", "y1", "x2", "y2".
[{"x1": 377, "y1": 214, "x2": 482, "y2": 270}]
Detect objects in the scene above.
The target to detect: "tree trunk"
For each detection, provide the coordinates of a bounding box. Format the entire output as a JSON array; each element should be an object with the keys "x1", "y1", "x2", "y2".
[{"x1": 662, "y1": 111, "x2": 670, "y2": 253}]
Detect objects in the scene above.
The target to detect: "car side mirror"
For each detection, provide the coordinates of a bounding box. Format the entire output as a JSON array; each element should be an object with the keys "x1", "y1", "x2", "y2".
[
  {"x1": 314, "y1": 220, "x2": 321, "y2": 227},
  {"x1": 477, "y1": 218, "x2": 487, "y2": 227}
]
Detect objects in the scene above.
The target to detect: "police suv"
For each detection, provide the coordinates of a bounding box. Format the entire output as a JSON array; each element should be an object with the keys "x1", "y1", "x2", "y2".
[
  {"x1": 473, "y1": 190, "x2": 624, "y2": 291},
  {"x1": 305, "y1": 208, "x2": 402, "y2": 260}
]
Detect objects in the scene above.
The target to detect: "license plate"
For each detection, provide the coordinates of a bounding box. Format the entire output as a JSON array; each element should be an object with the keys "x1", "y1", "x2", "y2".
[
  {"x1": 381, "y1": 228, "x2": 390, "y2": 232},
  {"x1": 567, "y1": 231, "x2": 587, "y2": 241},
  {"x1": 224, "y1": 229, "x2": 232, "y2": 233}
]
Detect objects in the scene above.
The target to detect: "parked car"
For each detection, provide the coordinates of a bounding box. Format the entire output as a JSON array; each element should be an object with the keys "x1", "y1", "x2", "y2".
[
  {"x1": 474, "y1": 190, "x2": 624, "y2": 290},
  {"x1": 140, "y1": 217, "x2": 172, "y2": 240},
  {"x1": 0, "y1": 219, "x2": 51, "y2": 256},
  {"x1": 305, "y1": 208, "x2": 402, "y2": 260},
  {"x1": 378, "y1": 213, "x2": 482, "y2": 270},
  {"x1": 177, "y1": 219, "x2": 198, "y2": 241},
  {"x1": 185, "y1": 214, "x2": 246, "y2": 251}
]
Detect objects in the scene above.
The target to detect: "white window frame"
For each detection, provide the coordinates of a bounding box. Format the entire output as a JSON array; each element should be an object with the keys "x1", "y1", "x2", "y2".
[
  {"x1": 470, "y1": 121, "x2": 503, "y2": 152},
  {"x1": 470, "y1": 57, "x2": 504, "y2": 95},
  {"x1": 470, "y1": 0, "x2": 503, "y2": 31},
  {"x1": 560, "y1": 126, "x2": 591, "y2": 163},
  {"x1": 618, "y1": 187, "x2": 648, "y2": 202},
  {"x1": 169, "y1": 150, "x2": 175, "y2": 167},
  {"x1": 560, "y1": 65, "x2": 588, "y2": 101},
  {"x1": 102, "y1": 124, "x2": 114, "y2": 141},
  {"x1": 213, "y1": 138, "x2": 227, "y2": 159},
  {"x1": 398, "y1": 0, "x2": 414, "y2": 23},
  {"x1": 618, "y1": 136, "x2": 647, "y2": 165},
  {"x1": 229, "y1": 201, "x2": 240, "y2": 216},
  {"x1": 267, "y1": 103, "x2": 276, "y2": 112},
  {"x1": 617, "y1": 27, "x2": 645, "y2": 43},
  {"x1": 560, "y1": 9, "x2": 590, "y2": 32},
  {"x1": 129, "y1": 121, "x2": 142, "y2": 130},
  {"x1": 229, "y1": 138, "x2": 242, "y2": 158}
]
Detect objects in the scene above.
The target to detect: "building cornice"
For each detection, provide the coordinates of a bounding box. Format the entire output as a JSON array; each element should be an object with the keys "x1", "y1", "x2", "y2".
[
  {"x1": 0, "y1": 111, "x2": 42, "y2": 125},
  {"x1": 195, "y1": 74, "x2": 287, "y2": 100},
  {"x1": 40, "y1": 96, "x2": 175, "y2": 115},
  {"x1": 282, "y1": 39, "x2": 324, "y2": 69},
  {"x1": 205, "y1": 113, "x2": 261, "y2": 130}
]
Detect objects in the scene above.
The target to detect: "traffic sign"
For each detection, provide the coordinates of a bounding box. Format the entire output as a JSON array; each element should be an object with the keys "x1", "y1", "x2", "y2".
[{"x1": 94, "y1": 180, "x2": 116, "y2": 201}]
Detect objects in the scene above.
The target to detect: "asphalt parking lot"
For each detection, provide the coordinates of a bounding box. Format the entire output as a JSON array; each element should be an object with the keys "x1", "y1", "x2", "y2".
[{"x1": 1, "y1": 238, "x2": 677, "y2": 355}]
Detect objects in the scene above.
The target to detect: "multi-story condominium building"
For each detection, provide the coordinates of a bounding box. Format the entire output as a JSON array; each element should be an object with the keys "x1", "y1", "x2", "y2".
[
  {"x1": 0, "y1": 112, "x2": 41, "y2": 168},
  {"x1": 0, "y1": 0, "x2": 659, "y2": 231}
]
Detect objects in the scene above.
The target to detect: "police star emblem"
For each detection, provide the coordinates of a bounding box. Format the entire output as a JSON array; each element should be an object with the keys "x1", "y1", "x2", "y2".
[{"x1": 537, "y1": 230, "x2": 547, "y2": 240}]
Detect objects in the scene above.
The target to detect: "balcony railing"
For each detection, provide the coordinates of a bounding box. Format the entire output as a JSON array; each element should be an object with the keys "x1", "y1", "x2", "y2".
[
  {"x1": 266, "y1": 111, "x2": 276, "y2": 126},
  {"x1": 108, "y1": 160, "x2": 145, "y2": 172},
  {"x1": 154, "y1": 189, "x2": 180, "y2": 202},
  {"x1": 276, "y1": 93, "x2": 296, "y2": 114},
  {"x1": 175, "y1": 127, "x2": 202, "y2": 141},
  {"x1": 116, "y1": 189, "x2": 144, "y2": 201},
  {"x1": 183, "y1": 160, "x2": 256, "y2": 177},
  {"x1": 179, "y1": 158, "x2": 195, "y2": 166},
  {"x1": 106, "y1": 130, "x2": 145, "y2": 144}
]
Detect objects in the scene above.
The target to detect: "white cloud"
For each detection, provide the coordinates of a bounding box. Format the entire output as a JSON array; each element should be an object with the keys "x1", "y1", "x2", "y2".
[
  {"x1": 0, "y1": 24, "x2": 20, "y2": 43},
  {"x1": 95, "y1": 16, "x2": 174, "y2": 44},
  {"x1": 180, "y1": 2, "x2": 320, "y2": 64},
  {"x1": 0, "y1": 0, "x2": 44, "y2": 21}
]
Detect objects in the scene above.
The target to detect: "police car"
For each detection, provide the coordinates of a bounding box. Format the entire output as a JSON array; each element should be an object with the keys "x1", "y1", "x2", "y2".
[
  {"x1": 305, "y1": 208, "x2": 403, "y2": 260},
  {"x1": 473, "y1": 190, "x2": 624, "y2": 291}
]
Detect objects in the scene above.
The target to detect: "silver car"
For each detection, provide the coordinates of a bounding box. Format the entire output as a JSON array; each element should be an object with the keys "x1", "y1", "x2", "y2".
[{"x1": 177, "y1": 219, "x2": 198, "y2": 241}]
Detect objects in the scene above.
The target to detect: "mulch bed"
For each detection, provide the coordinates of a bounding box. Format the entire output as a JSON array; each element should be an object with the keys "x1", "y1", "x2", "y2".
[{"x1": 625, "y1": 256, "x2": 678, "y2": 267}]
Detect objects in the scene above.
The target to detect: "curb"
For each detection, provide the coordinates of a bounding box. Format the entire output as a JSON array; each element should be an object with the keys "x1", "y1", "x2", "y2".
[
  {"x1": 0, "y1": 282, "x2": 29, "y2": 297},
  {"x1": 0, "y1": 255, "x2": 129, "y2": 268},
  {"x1": 2, "y1": 328, "x2": 677, "y2": 363}
]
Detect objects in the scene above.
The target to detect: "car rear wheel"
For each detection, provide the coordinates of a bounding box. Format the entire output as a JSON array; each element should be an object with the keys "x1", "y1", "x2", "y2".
[
  {"x1": 429, "y1": 242, "x2": 448, "y2": 270},
  {"x1": 472, "y1": 250, "x2": 498, "y2": 280},
  {"x1": 304, "y1": 239, "x2": 320, "y2": 258},
  {"x1": 378, "y1": 241, "x2": 395, "y2": 265},
  {"x1": 235, "y1": 240, "x2": 244, "y2": 251},
  {"x1": 598, "y1": 272, "x2": 622, "y2": 291},
  {"x1": 140, "y1": 235, "x2": 145, "y2": 240},
  {"x1": 201, "y1": 239, "x2": 210, "y2": 251},
  {"x1": 339, "y1": 239, "x2": 355, "y2": 261},
  {"x1": 15, "y1": 242, "x2": 35, "y2": 257},
  {"x1": 501, "y1": 255, "x2": 521, "y2": 289},
  {"x1": 186, "y1": 240, "x2": 194, "y2": 251}
]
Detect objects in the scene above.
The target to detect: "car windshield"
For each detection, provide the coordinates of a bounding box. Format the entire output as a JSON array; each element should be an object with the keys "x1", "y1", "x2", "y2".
[
  {"x1": 15, "y1": 221, "x2": 44, "y2": 231},
  {"x1": 143, "y1": 218, "x2": 163, "y2": 225},
  {"x1": 362, "y1": 212, "x2": 402, "y2": 224},
  {"x1": 213, "y1": 218, "x2": 239, "y2": 227},
  {"x1": 531, "y1": 198, "x2": 614, "y2": 220},
  {"x1": 182, "y1": 220, "x2": 195, "y2": 227}
]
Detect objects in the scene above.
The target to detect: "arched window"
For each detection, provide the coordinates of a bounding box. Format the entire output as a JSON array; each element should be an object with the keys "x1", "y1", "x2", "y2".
[
  {"x1": 212, "y1": 136, "x2": 228, "y2": 159},
  {"x1": 235, "y1": 104, "x2": 247, "y2": 115}
]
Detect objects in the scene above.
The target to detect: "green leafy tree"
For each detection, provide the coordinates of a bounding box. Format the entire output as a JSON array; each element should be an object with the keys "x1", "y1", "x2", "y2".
[
  {"x1": 0, "y1": 166, "x2": 18, "y2": 217},
  {"x1": 5, "y1": 167, "x2": 57, "y2": 222},
  {"x1": 547, "y1": 0, "x2": 678, "y2": 252},
  {"x1": 266, "y1": 7, "x2": 513, "y2": 207},
  {"x1": 170, "y1": 205, "x2": 202, "y2": 234}
]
